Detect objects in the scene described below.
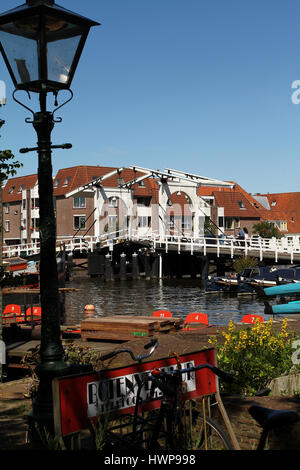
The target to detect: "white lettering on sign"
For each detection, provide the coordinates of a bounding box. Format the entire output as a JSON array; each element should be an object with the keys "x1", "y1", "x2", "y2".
[{"x1": 87, "y1": 361, "x2": 196, "y2": 418}]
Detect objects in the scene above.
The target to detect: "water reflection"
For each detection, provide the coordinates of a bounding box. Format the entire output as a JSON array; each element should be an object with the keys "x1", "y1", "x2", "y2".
[{"x1": 64, "y1": 274, "x2": 268, "y2": 326}]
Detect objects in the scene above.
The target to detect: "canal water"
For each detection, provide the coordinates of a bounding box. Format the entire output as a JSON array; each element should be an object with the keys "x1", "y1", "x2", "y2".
[{"x1": 64, "y1": 273, "x2": 268, "y2": 326}]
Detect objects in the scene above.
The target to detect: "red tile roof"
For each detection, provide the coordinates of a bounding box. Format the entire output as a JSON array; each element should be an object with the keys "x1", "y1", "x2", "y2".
[
  {"x1": 213, "y1": 191, "x2": 260, "y2": 218},
  {"x1": 197, "y1": 181, "x2": 265, "y2": 218},
  {"x1": 259, "y1": 192, "x2": 300, "y2": 233},
  {"x1": 3, "y1": 174, "x2": 37, "y2": 203},
  {"x1": 53, "y1": 165, "x2": 157, "y2": 198}
]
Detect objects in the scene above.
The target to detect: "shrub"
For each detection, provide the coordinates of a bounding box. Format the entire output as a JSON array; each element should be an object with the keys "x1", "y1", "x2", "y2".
[
  {"x1": 233, "y1": 255, "x2": 258, "y2": 274},
  {"x1": 209, "y1": 318, "x2": 298, "y2": 395}
]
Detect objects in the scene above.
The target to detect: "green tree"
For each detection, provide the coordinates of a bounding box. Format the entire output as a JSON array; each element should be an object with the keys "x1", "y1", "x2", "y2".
[
  {"x1": 233, "y1": 255, "x2": 258, "y2": 274},
  {"x1": 0, "y1": 142, "x2": 23, "y2": 382},
  {"x1": 252, "y1": 220, "x2": 283, "y2": 239}
]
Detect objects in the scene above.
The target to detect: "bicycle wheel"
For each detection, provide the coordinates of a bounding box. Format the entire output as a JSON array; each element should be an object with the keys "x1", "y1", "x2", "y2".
[
  {"x1": 145, "y1": 407, "x2": 233, "y2": 451},
  {"x1": 187, "y1": 412, "x2": 234, "y2": 450}
]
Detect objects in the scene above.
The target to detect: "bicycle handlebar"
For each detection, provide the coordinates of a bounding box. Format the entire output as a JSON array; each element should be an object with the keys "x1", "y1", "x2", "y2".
[
  {"x1": 100, "y1": 338, "x2": 159, "y2": 363},
  {"x1": 151, "y1": 363, "x2": 235, "y2": 386}
]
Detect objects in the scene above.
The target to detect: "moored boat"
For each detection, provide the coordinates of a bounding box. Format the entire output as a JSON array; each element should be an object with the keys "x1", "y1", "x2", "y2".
[
  {"x1": 264, "y1": 299, "x2": 300, "y2": 316},
  {"x1": 205, "y1": 274, "x2": 239, "y2": 293},
  {"x1": 264, "y1": 282, "x2": 300, "y2": 297}
]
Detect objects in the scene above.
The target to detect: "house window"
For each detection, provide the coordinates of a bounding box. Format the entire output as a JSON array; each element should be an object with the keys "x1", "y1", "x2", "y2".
[
  {"x1": 182, "y1": 216, "x2": 193, "y2": 230},
  {"x1": 18, "y1": 184, "x2": 24, "y2": 193},
  {"x1": 108, "y1": 215, "x2": 117, "y2": 230},
  {"x1": 108, "y1": 197, "x2": 117, "y2": 208},
  {"x1": 4, "y1": 203, "x2": 9, "y2": 214},
  {"x1": 74, "y1": 216, "x2": 86, "y2": 230},
  {"x1": 168, "y1": 215, "x2": 175, "y2": 228},
  {"x1": 137, "y1": 197, "x2": 151, "y2": 207},
  {"x1": 225, "y1": 218, "x2": 235, "y2": 230},
  {"x1": 275, "y1": 221, "x2": 287, "y2": 231},
  {"x1": 54, "y1": 178, "x2": 60, "y2": 188},
  {"x1": 63, "y1": 177, "x2": 70, "y2": 187},
  {"x1": 31, "y1": 218, "x2": 39, "y2": 231},
  {"x1": 238, "y1": 200, "x2": 245, "y2": 209},
  {"x1": 138, "y1": 216, "x2": 151, "y2": 228},
  {"x1": 5, "y1": 220, "x2": 10, "y2": 232},
  {"x1": 8, "y1": 186, "x2": 15, "y2": 194},
  {"x1": 280, "y1": 221, "x2": 287, "y2": 231},
  {"x1": 22, "y1": 200, "x2": 26, "y2": 210},
  {"x1": 218, "y1": 217, "x2": 224, "y2": 228},
  {"x1": 73, "y1": 197, "x2": 86, "y2": 208},
  {"x1": 31, "y1": 198, "x2": 39, "y2": 209}
]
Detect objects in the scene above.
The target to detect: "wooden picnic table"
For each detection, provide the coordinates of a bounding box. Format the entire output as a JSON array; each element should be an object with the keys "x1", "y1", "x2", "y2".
[{"x1": 80, "y1": 315, "x2": 184, "y2": 341}]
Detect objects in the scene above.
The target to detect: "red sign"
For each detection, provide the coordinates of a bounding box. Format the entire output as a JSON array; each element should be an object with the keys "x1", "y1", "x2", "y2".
[{"x1": 52, "y1": 348, "x2": 217, "y2": 438}]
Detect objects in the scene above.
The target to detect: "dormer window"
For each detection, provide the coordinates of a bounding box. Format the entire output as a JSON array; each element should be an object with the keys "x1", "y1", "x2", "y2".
[
  {"x1": 63, "y1": 177, "x2": 70, "y2": 187},
  {"x1": 238, "y1": 200, "x2": 245, "y2": 209},
  {"x1": 18, "y1": 184, "x2": 24, "y2": 193},
  {"x1": 8, "y1": 186, "x2": 15, "y2": 194},
  {"x1": 271, "y1": 201, "x2": 277, "y2": 206},
  {"x1": 54, "y1": 178, "x2": 60, "y2": 188}
]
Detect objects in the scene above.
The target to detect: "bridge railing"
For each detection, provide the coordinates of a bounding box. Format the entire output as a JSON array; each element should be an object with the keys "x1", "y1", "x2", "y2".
[{"x1": 3, "y1": 233, "x2": 300, "y2": 263}]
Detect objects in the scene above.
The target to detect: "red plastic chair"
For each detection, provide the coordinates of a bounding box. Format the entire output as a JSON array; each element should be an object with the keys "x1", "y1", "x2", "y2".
[
  {"x1": 26, "y1": 307, "x2": 42, "y2": 318},
  {"x1": 241, "y1": 314, "x2": 264, "y2": 324},
  {"x1": 183, "y1": 312, "x2": 209, "y2": 330},
  {"x1": 153, "y1": 310, "x2": 172, "y2": 318},
  {"x1": 2, "y1": 304, "x2": 24, "y2": 323},
  {"x1": 3, "y1": 304, "x2": 21, "y2": 315}
]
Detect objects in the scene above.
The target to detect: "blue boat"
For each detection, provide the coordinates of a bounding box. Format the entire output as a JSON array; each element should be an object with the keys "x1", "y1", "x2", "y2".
[
  {"x1": 264, "y1": 282, "x2": 300, "y2": 297},
  {"x1": 264, "y1": 299, "x2": 300, "y2": 315},
  {"x1": 206, "y1": 265, "x2": 300, "y2": 295}
]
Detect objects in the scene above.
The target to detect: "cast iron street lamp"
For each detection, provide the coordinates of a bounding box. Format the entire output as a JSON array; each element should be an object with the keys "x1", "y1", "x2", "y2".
[{"x1": 0, "y1": 0, "x2": 99, "y2": 438}]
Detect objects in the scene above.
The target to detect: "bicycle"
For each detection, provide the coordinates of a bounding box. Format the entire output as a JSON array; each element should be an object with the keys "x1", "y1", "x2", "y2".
[{"x1": 90, "y1": 339, "x2": 237, "y2": 451}]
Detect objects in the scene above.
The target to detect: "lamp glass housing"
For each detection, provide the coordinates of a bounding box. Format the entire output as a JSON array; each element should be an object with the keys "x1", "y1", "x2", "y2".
[{"x1": 0, "y1": 3, "x2": 99, "y2": 93}]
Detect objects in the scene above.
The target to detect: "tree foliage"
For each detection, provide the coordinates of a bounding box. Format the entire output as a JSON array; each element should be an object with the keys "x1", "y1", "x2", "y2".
[
  {"x1": 0, "y1": 149, "x2": 22, "y2": 183},
  {"x1": 252, "y1": 220, "x2": 283, "y2": 239}
]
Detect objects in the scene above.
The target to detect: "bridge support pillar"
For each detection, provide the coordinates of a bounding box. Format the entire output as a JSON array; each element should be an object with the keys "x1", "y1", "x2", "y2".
[
  {"x1": 105, "y1": 254, "x2": 114, "y2": 281},
  {"x1": 151, "y1": 253, "x2": 159, "y2": 279},
  {"x1": 145, "y1": 253, "x2": 152, "y2": 280},
  {"x1": 120, "y1": 253, "x2": 126, "y2": 281},
  {"x1": 132, "y1": 253, "x2": 140, "y2": 280},
  {"x1": 158, "y1": 254, "x2": 163, "y2": 279},
  {"x1": 200, "y1": 256, "x2": 209, "y2": 280}
]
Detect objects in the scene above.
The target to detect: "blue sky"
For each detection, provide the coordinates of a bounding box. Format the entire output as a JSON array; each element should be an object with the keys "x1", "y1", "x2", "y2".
[{"x1": 0, "y1": 0, "x2": 300, "y2": 194}]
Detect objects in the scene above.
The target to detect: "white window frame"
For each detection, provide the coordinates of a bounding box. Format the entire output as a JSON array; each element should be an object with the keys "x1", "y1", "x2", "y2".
[
  {"x1": 74, "y1": 215, "x2": 86, "y2": 230},
  {"x1": 73, "y1": 197, "x2": 86, "y2": 209}
]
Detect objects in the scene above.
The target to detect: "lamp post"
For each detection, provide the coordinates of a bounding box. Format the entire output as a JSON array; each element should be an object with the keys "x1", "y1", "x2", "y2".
[{"x1": 0, "y1": 0, "x2": 99, "y2": 437}]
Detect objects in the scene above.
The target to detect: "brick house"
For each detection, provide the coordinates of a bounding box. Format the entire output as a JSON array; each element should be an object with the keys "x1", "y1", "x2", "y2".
[
  {"x1": 53, "y1": 165, "x2": 159, "y2": 239},
  {"x1": 2, "y1": 174, "x2": 38, "y2": 245},
  {"x1": 197, "y1": 182, "x2": 265, "y2": 237}
]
